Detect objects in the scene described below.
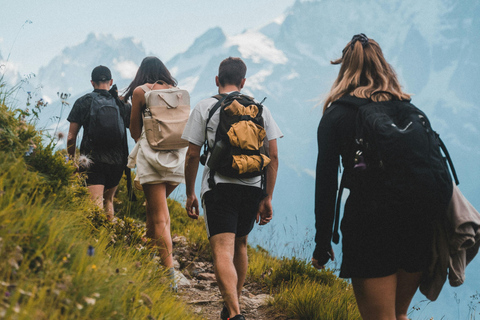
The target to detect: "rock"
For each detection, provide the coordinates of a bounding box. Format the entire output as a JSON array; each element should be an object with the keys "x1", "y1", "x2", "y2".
[
  {"x1": 241, "y1": 294, "x2": 271, "y2": 309},
  {"x1": 172, "y1": 235, "x2": 188, "y2": 246},
  {"x1": 175, "y1": 270, "x2": 191, "y2": 288},
  {"x1": 197, "y1": 273, "x2": 216, "y2": 281},
  {"x1": 194, "y1": 284, "x2": 206, "y2": 290}
]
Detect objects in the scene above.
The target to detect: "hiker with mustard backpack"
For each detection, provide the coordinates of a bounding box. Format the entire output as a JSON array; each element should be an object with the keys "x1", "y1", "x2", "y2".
[
  {"x1": 67, "y1": 65, "x2": 130, "y2": 221},
  {"x1": 182, "y1": 57, "x2": 283, "y2": 320},
  {"x1": 124, "y1": 56, "x2": 190, "y2": 291},
  {"x1": 311, "y1": 34, "x2": 458, "y2": 320}
]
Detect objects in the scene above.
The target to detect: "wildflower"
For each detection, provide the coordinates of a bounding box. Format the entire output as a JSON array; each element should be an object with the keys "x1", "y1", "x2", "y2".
[
  {"x1": 25, "y1": 145, "x2": 34, "y2": 156},
  {"x1": 76, "y1": 303, "x2": 83, "y2": 310},
  {"x1": 87, "y1": 245, "x2": 95, "y2": 256},
  {"x1": 91, "y1": 265, "x2": 97, "y2": 270},
  {"x1": 62, "y1": 256, "x2": 68, "y2": 263},
  {"x1": 78, "y1": 154, "x2": 93, "y2": 169},
  {"x1": 84, "y1": 297, "x2": 96, "y2": 305},
  {"x1": 56, "y1": 132, "x2": 65, "y2": 140}
]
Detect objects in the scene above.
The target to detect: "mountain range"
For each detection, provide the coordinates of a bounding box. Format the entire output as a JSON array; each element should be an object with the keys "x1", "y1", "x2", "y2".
[{"x1": 3, "y1": 0, "x2": 479, "y2": 318}]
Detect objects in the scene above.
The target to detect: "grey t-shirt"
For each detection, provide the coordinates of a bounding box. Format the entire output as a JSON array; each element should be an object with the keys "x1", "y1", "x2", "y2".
[{"x1": 181, "y1": 94, "x2": 283, "y2": 198}]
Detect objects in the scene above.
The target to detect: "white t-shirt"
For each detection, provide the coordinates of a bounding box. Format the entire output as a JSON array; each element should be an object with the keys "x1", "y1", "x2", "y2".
[{"x1": 182, "y1": 93, "x2": 283, "y2": 198}]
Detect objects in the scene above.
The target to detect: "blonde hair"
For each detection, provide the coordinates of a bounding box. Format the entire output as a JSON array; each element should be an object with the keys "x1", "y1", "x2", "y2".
[{"x1": 323, "y1": 36, "x2": 410, "y2": 112}]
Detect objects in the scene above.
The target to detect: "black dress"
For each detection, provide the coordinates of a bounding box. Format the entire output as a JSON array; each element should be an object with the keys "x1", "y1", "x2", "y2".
[{"x1": 314, "y1": 96, "x2": 431, "y2": 278}]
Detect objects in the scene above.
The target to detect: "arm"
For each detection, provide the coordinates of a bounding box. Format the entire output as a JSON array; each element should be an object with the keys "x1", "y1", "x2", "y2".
[
  {"x1": 185, "y1": 142, "x2": 201, "y2": 219},
  {"x1": 256, "y1": 139, "x2": 278, "y2": 225},
  {"x1": 130, "y1": 87, "x2": 146, "y2": 142},
  {"x1": 67, "y1": 122, "x2": 81, "y2": 160},
  {"x1": 312, "y1": 107, "x2": 341, "y2": 269}
]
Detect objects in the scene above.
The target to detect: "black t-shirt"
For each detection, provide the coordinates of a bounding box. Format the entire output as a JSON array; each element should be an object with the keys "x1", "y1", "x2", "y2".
[{"x1": 67, "y1": 89, "x2": 131, "y2": 165}]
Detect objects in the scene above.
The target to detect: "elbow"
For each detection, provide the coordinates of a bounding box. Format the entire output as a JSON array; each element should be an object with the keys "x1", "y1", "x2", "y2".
[
  {"x1": 269, "y1": 151, "x2": 279, "y2": 169},
  {"x1": 186, "y1": 149, "x2": 200, "y2": 164},
  {"x1": 130, "y1": 129, "x2": 140, "y2": 142}
]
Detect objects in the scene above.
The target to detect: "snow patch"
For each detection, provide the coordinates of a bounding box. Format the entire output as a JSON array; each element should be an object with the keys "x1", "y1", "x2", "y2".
[
  {"x1": 303, "y1": 168, "x2": 315, "y2": 178},
  {"x1": 284, "y1": 69, "x2": 299, "y2": 80},
  {"x1": 246, "y1": 68, "x2": 273, "y2": 92},
  {"x1": 226, "y1": 31, "x2": 287, "y2": 64},
  {"x1": 179, "y1": 76, "x2": 199, "y2": 93},
  {"x1": 113, "y1": 59, "x2": 138, "y2": 79},
  {"x1": 170, "y1": 66, "x2": 179, "y2": 77},
  {"x1": 42, "y1": 95, "x2": 53, "y2": 104},
  {"x1": 273, "y1": 14, "x2": 287, "y2": 25}
]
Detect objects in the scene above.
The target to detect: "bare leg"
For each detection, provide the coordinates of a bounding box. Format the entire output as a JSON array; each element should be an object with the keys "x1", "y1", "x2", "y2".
[
  {"x1": 234, "y1": 235, "x2": 248, "y2": 300},
  {"x1": 88, "y1": 184, "x2": 105, "y2": 208},
  {"x1": 143, "y1": 183, "x2": 176, "y2": 268},
  {"x1": 210, "y1": 233, "x2": 241, "y2": 318},
  {"x1": 352, "y1": 270, "x2": 422, "y2": 320},
  {"x1": 395, "y1": 270, "x2": 422, "y2": 320},
  {"x1": 352, "y1": 275, "x2": 397, "y2": 320},
  {"x1": 103, "y1": 186, "x2": 118, "y2": 220}
]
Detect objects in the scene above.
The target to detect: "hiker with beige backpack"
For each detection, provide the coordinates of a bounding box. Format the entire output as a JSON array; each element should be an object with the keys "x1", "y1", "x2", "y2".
[{"x1": 124, "y1": 56, "x2": 190, "y2": 291}]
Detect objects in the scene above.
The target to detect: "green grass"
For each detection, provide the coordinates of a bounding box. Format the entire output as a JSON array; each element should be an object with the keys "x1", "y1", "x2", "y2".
[
  {"x1": 273, "y1": 279, "x2": 361, "y2": 320},
  {"x1": 0, "y1": 88, "x2": 201, "y2": 319},
  {"x1": 0, "y1": 77, "x2": 359, "y2": 320},
  {"x1": 246, "y1": 245, "x2": 360, "y2": 319}
]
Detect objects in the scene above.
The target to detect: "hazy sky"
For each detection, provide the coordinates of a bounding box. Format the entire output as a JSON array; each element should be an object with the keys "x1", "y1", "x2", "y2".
[{"x1": 1, "y1": 0, "x2": 295, "y2": 75}]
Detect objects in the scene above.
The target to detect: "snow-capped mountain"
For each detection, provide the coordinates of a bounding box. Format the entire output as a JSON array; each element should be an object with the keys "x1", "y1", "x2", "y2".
[
  {"x1": 167, "y1": 1, "x2": 479, "y2": 318},
  {"x1": 37, "y1": 33, "x2": 147, "y2": 102},
  {"x1": 21, "y1": 0, "x2": 480, "y2": 318}
]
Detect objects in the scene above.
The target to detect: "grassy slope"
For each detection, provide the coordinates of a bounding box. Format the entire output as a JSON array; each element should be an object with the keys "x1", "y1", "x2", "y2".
[{"x1": 0, "y1": 86, "x2": 360, "y2": 320}]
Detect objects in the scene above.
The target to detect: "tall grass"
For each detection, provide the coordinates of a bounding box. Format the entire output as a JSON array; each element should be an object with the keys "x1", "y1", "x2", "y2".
[
  {"x1": 247, "y1": 245, "x2": 360, "y2": 319},
  {"x1": 273, "y1": 280, "x2": 361, "y2": 320},
  {"x1": 0, "y1": 83, "x2": 200, "y2": 319}
]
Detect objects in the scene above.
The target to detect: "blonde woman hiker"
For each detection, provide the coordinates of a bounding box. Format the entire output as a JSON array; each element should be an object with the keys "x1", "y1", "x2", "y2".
[
  {"x1": 124, "y1": 56, "x2": 190, "y2": 291},
  {"x1": 312, "y1": 34, "x2": 454, "y2": 320}
]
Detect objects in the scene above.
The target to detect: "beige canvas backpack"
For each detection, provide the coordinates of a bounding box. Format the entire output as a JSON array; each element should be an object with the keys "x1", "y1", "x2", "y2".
[{"x1": 140, "y1": 83, "x2": 190, "y2": 150}]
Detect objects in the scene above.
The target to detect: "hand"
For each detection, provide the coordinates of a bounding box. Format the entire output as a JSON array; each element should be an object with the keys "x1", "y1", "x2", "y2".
[
  {"x1": 311, "y1": 247, "x2": 335, "y2": 269},
  {"x1": 256, "y1": 197, "x2": 272, "y2": 225},
  {"x1": 186, "y1": 194, "x2": 199, "y2": 219}
]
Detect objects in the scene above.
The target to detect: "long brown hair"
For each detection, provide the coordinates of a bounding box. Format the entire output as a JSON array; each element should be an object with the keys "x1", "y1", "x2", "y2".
[
  {"x1": 123, "y1": 56, "x2": 177, "y2": 102},
  {"x1": 323, "y1": 35, "x2": 410, "y2": 112}
]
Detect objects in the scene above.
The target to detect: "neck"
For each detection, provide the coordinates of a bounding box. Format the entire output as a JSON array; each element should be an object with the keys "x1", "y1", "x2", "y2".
[
  {"x1": 94, "y1": 85, "x2": 110, "y2": 90},
  {"x1": 218, "y1": 84, "x2": 240, "y2": 94}
]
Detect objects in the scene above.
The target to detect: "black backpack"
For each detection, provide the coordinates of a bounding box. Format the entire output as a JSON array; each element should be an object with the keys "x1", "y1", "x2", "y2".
[
  {"x1": 86, "y1": 91, "x2": 125, "y2": 149},
  {"x1": 331, "y1": 93, "x2": 459, "y2": 243},
  {"x1": 200, "y1": 92, "x2": 270, "y2": 188}
]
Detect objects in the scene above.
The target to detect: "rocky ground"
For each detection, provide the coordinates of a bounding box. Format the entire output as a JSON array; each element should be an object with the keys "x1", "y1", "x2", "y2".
[{"x1": 171, "y1": 235, "x2": 289, "y2": 320}]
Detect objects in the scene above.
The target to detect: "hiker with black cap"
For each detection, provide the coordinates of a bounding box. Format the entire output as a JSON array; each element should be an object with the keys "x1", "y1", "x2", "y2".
[{"x1": 67, "y1": 65, "x2": 130, "y2": 220}]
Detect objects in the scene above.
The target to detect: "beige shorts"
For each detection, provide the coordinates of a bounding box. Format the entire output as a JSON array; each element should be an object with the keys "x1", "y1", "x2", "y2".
[{"x1": 129, "y1": 137, "x2": 186, "y2": 189}]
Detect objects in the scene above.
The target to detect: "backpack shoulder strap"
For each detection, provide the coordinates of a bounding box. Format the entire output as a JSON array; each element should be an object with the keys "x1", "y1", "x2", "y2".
[
  {"x1": 139, "y1": 84, "x2": 151, "y2": 93},
  {"x1": 206, "y1": 92, "x2": 234, "y2": 124}
]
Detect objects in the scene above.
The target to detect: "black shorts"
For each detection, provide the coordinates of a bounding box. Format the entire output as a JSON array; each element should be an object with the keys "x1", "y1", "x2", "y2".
[
  {"x1": 202, "y1": 183, "x2": 263, "y2": 238},
  {"x1": 84, "y1": 162, "x2": 124, "y2": 189},
  {"x1": 339, "y1": 190, "x2": 432, "y2": 279}
]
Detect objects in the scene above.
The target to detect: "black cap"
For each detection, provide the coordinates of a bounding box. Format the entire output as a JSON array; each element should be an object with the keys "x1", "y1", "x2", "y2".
[{"x1": 91, "y1": 65, "x2": 112, "y2": 82}]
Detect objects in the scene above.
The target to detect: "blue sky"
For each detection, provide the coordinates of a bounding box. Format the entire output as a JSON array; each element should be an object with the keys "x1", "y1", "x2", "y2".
[{"x1": 1, "y1": 0, "x2": 295, "y2": 75}]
